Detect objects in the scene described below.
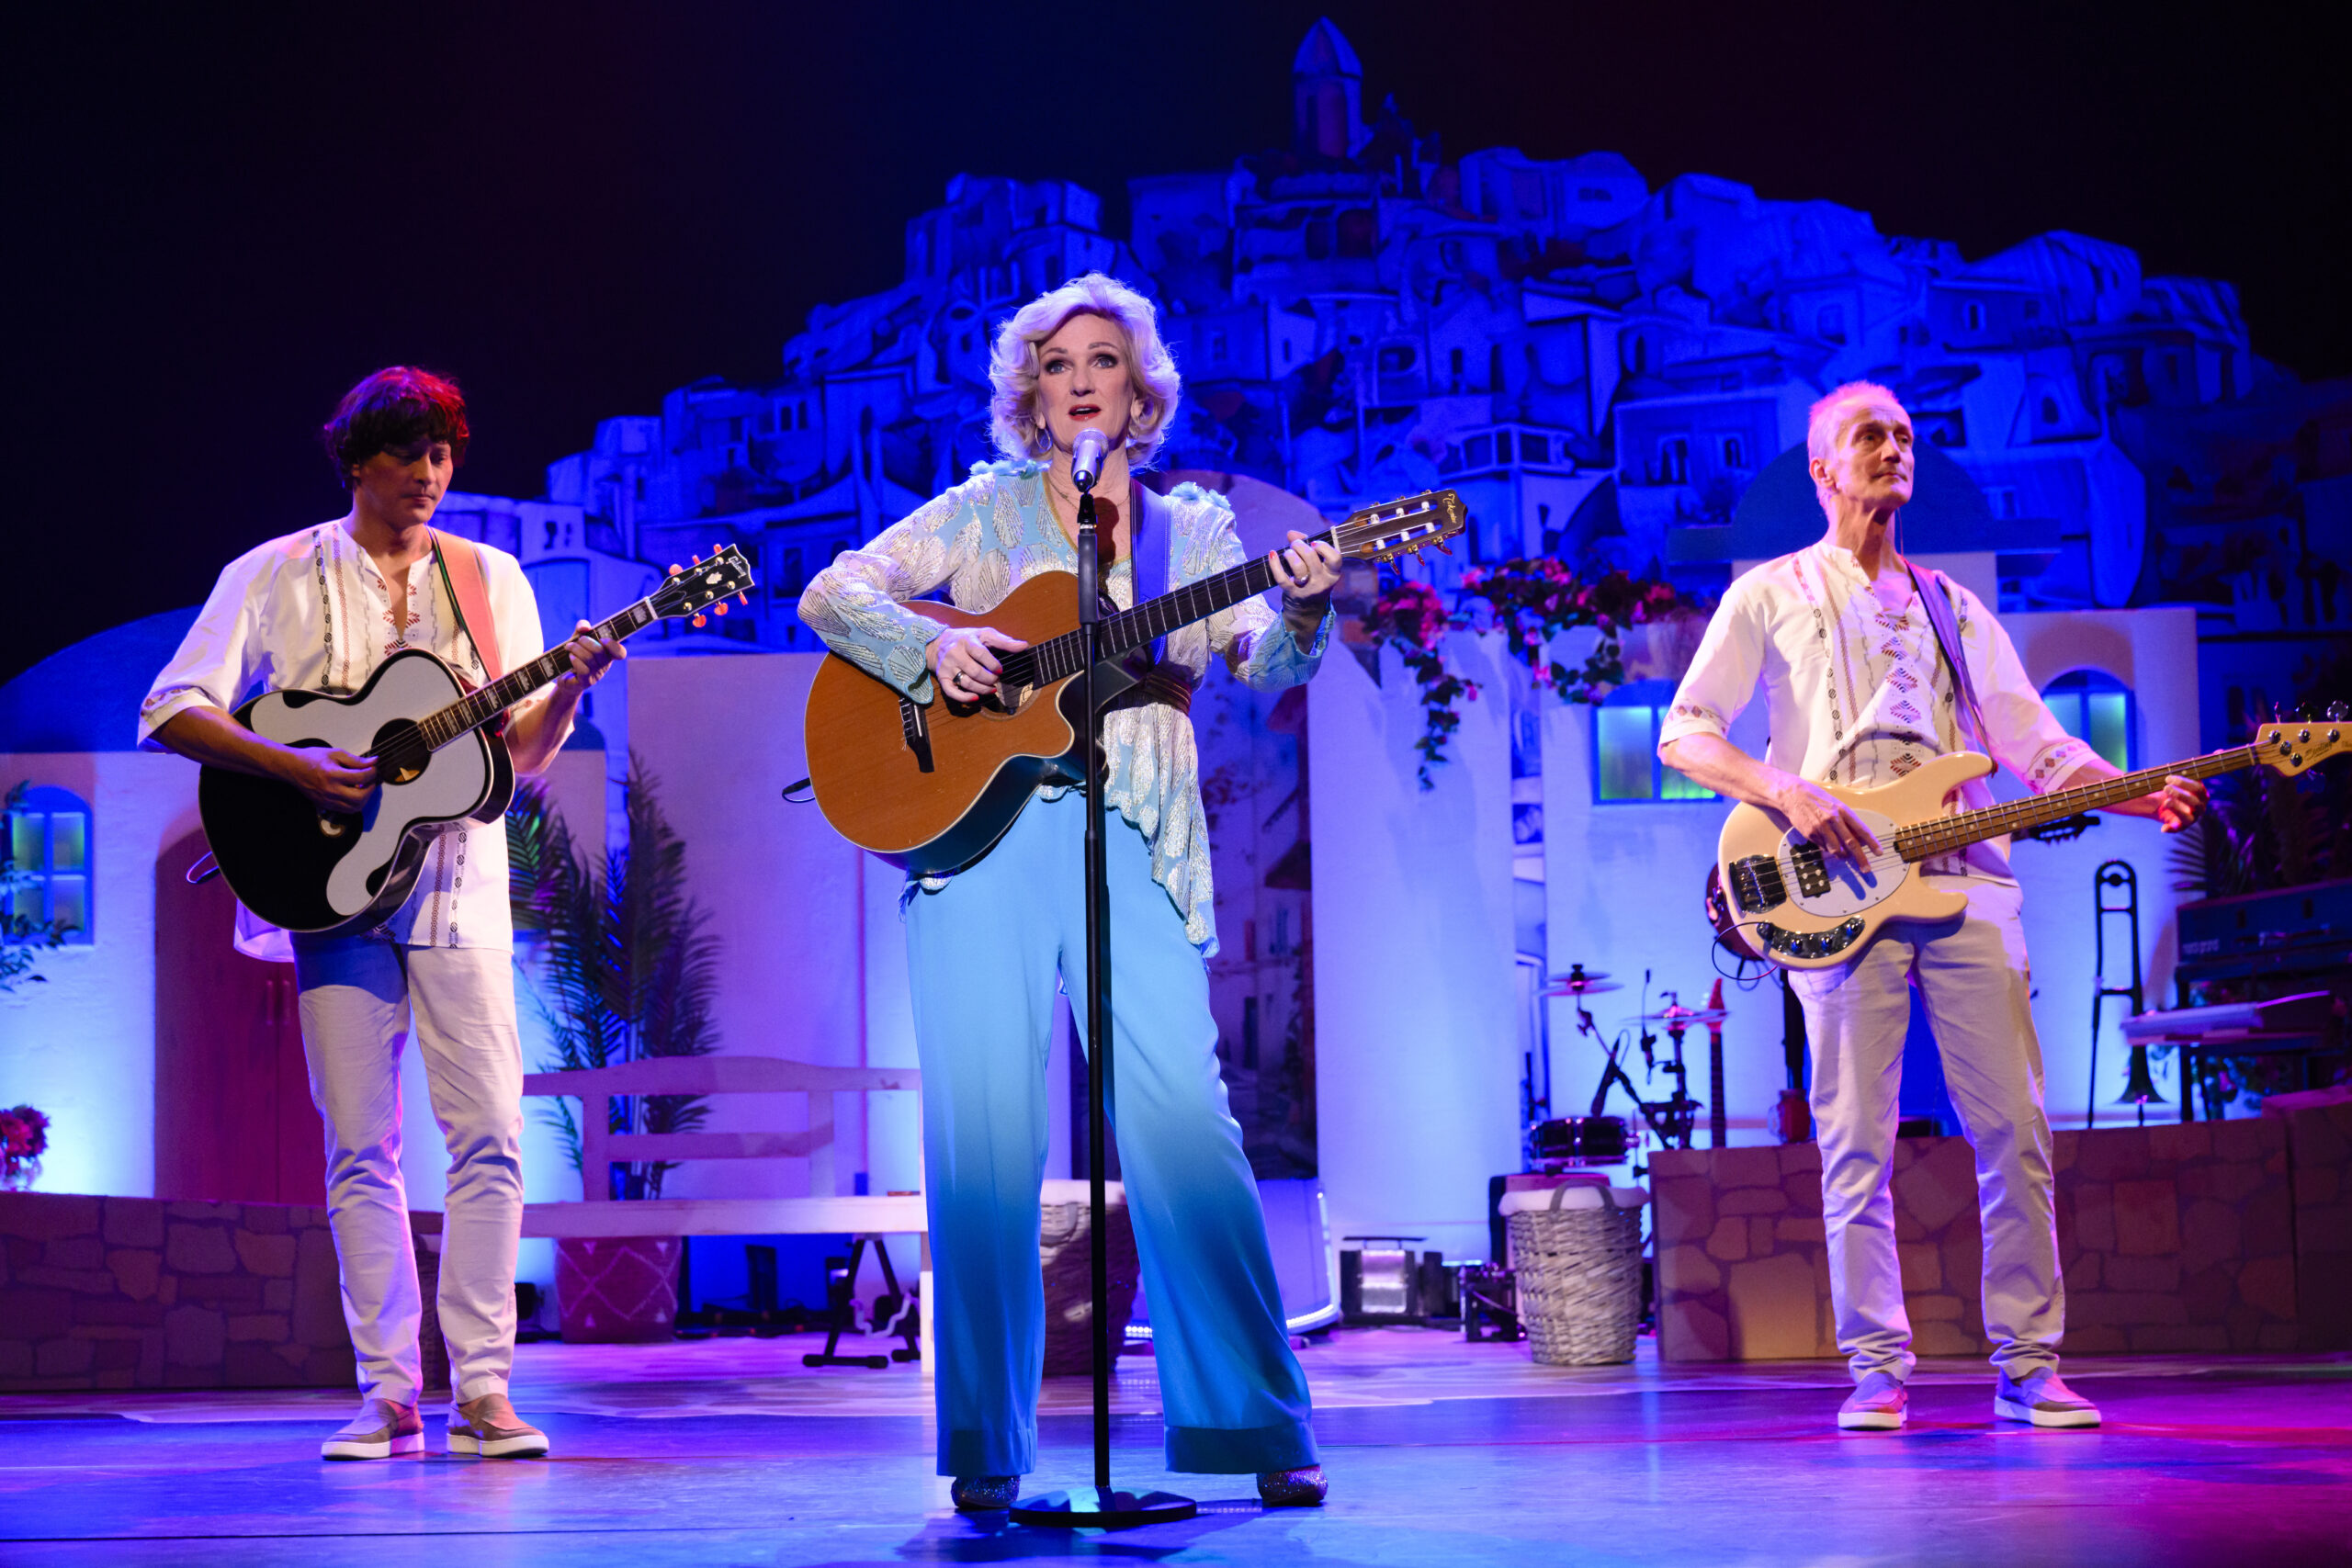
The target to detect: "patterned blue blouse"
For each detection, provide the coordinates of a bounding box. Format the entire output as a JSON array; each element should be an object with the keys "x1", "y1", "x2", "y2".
[{"x1": 798, "y1": 460, "x2": 1330, "y2": 952}]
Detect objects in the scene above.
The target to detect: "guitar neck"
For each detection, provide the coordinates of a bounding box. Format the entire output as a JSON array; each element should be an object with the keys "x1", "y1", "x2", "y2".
[
  {"x1": 409, "y1": 600, "x2": 660, "y2": 753},
  {"x1": 1894, "y1": 745, "x2": 2255, "y2": 863},
  {"x1": 1008, "y1": 531, "x2": 1329, "y2": 687}
]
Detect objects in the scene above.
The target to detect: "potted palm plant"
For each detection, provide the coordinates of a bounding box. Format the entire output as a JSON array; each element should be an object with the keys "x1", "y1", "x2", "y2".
[{"x1": 508, "y1": 755, "x2": 721, "y2": 1342}]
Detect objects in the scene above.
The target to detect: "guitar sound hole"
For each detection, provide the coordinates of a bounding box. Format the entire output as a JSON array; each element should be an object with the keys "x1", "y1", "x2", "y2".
[{"x1": 371, "y1": 718, "x2": 429, "y2": 783}]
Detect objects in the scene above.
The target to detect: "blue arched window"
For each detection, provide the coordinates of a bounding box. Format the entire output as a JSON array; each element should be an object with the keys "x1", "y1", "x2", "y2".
[
  {"x1": 1596, "y1": 680, "x2": 1718, "y2": 803},
  {"x1": 2041, "y1": 670, "x2": 2133, "y2": 771},
  {"x1": 4, "y1": 784, "x2": 92, "y2": 944}
]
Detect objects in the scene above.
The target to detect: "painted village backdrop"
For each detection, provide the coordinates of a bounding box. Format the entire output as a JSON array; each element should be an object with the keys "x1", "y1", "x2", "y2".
[{"x1": 4, "y1": 21, "x2": 2347, "y2": 1289}]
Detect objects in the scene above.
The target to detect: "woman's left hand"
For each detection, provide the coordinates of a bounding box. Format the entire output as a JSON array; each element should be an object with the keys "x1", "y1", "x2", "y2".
[{"x1": 1270, "y1": 531, "x2": 1343, "y2": 609}]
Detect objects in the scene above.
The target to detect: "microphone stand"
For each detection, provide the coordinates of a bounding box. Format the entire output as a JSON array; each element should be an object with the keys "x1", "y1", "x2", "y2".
[{"x1": 1011, "y1": 457, "x2": 1195, "y2": 1530}]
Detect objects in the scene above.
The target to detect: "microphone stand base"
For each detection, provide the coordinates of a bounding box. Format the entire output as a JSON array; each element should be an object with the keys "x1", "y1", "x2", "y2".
[{"x1": 1009, "y1": 1487, "x2": 1198, "y2": 1529}]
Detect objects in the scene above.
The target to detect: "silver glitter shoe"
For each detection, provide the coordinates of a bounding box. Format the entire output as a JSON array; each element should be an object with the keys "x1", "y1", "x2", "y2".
[
  {"x1": 951, "y1": 1474, "x2": 1021, "y2": 1511},
  {"x1": 1256, "y1": 1465, "x2": 1329, "y2": 1506}
]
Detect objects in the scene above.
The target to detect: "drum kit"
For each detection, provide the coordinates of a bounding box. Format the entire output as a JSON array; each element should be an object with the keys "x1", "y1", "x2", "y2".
[{"x1": 1529, "y1": 964, "x2": 1730, "y2": 1168}]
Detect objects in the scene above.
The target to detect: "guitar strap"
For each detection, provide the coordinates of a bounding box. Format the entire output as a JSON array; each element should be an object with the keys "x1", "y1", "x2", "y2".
[
  {"x1": 431, "y1": 529, "x2": 504, "y2": 684},
  {"x1": 1905, "y1": 559, "x2": 1991, "y2": 757},
  {"x1": 1131, "y1": 480, "x2": 1171, "y2": 665},
  {"x1": 1122, "y1": 482, "x2": 1196, "y2": 715}
]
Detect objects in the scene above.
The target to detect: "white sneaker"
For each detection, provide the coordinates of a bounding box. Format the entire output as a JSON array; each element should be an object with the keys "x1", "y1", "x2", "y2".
[
  {"x1": 447, "y1": 1392, "x2": 551, "y2": 1458},
  {"x1": 321, "y1": 1398, "x2": 424, "y2": 1461},
  {"x1": 1995, "y1": 1369, "x2": 2099, "y2": 1428},
  {"x1": 1837, "y1": 1371, "x2": 1908, "y2": 1431}
]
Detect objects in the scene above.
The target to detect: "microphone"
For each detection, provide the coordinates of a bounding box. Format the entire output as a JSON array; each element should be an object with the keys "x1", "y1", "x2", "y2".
[{"x1": 1070, "y1": 428, "x2": 1110, "y2": 493}]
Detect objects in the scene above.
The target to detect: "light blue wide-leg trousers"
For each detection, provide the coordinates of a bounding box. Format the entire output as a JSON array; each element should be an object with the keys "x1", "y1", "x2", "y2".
[{"x1": 906, "y1": 788, "x2": 1317, "y2": 1478}]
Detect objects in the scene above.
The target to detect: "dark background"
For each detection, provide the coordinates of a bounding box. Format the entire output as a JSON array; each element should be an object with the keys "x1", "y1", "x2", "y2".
[{"x1": 11, "y1": 0, "x2": 2346, "y2": 682}]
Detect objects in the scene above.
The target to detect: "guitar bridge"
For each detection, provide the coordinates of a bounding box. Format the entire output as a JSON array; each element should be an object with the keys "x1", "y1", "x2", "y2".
[
  {"x1": 1729, "y1": 854, "x2": 1787, "y2": 915},
  {"x1": 1786, "y1": 842, "x2": 1833, "y2": 898},
  {"x1": 1759, "y1": 918, "x2": 1866, "y2": 962},
  {"x1": 899, "y1": 694, "x2": 935, "y2": 773}
]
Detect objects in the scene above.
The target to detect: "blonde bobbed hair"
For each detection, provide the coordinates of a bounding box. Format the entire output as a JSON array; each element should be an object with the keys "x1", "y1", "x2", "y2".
[{"x1": 988, "y1": 273, "x2": 1182, "y2": 468}]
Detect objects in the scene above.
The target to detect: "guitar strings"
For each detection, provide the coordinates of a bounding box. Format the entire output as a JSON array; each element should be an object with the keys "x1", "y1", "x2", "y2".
[
  {"x1": 1893, "y1": 744, "x2": 2256, "y2": 859},
  {"x1": 374, "y1": 583, "x2": 707, "y2": 761},
  {"x1": 998, "y1": 525, "x2": 1355, "y2": 691}
]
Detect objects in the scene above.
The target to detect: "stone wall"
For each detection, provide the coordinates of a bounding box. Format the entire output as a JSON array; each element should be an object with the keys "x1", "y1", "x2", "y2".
[
  {"x1": 1655, "y1": 1118, "x2": 2340, "y2": 1362},
  {"x1": 0, "y1": 1192, "x2": 353, "y2": 1391},
  {"x1": 2288, "y1": 1103, "x2": 2352, "y2": 1349}
]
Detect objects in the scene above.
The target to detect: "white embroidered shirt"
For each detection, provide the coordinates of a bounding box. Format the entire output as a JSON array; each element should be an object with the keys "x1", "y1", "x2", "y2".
[
  {"x1": 1658, "y1": 540, "x2": 2095, "y2": 882},
  {"x1": 139, "y1": 518, "x2": 562, "y2": 949}
]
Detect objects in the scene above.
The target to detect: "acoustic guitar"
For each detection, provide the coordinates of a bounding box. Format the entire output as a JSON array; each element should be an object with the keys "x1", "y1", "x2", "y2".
[
  {"x1": 1706, "y1": 709, "x2": 2349, "y2": 968},
  {"x1": 198, "y1": 547, "x2": 754, "y2": 935},
  {"x1": 803, "y1": 489, "x2": 1467, "y2": 874}
]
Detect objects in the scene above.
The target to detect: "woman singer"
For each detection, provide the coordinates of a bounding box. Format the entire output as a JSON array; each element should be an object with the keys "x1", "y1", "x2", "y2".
[{"x1": 799, "y1": 272, "x2": 1339, "y2": 1510}]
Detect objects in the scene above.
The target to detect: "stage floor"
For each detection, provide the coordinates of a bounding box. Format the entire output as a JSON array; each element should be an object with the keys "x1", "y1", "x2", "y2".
[{"x1": 3, "y1": 1330, "x2": 2347, "y2": 1566}]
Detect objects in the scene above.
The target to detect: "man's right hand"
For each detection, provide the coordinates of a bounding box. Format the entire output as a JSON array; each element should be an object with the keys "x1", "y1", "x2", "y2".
[
  {"x1": 1772, "y1": 774, "x2": 1883, "y2": 863},
  {"x1": 283, "y1": 747, "x2": 378, "y2": 814}
]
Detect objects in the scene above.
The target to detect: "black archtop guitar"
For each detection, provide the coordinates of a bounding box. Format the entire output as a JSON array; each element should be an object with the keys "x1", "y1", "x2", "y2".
[{"x1": 198, "y1": 547, "x2": 754, "y2": 935}]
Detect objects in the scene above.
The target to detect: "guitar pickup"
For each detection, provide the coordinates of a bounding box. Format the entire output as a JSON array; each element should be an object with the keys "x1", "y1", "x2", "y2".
[
  {"x1": 899, "y1": 694, "x2": 935, "y2": 773},
  {"x1": 1786, "y1": 842, "x2": 1833, "y2": 897},
  {"x1": 1729, "y1": 854, "x2": 1787, "y2": 915}
]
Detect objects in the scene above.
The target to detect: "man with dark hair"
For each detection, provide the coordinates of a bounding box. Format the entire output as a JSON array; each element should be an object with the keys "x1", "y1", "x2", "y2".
[
  {"x1": 322, "y1": 365, "x2": 473, "y2": 481},
  {"x1": 140, "y1": 367, "x2": 622, "y2": 1461}
]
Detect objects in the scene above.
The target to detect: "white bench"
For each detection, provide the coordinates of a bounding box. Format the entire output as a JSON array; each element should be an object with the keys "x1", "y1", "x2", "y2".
[{"x1": 520, "y1": 1055, "x2": 930, "y2": 1364}]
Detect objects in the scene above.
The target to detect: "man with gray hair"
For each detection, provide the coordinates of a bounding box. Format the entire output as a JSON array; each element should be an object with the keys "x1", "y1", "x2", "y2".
[{"x1": 1658, "y1": 382, "x2": 2205, "y2": 1430}]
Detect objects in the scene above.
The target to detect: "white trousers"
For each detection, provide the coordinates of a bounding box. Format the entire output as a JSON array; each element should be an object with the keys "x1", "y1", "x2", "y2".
[
  {"x1": 292, "y1": 936, "x2": 524, "y2": 1405},
  {"x1": 1788, "y1": 879, "x2": 2062, "y2": 1383}
]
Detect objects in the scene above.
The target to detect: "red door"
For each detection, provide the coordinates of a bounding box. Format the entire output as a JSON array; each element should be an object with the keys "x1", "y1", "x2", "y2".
[{"x1": 153, "y1": 829, "x2": 323, "y2": 1203}]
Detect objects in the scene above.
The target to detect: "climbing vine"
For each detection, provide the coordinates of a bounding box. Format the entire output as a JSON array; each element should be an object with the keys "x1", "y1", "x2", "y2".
[{"x1": 1363, "y1": 560, "x2": 1713, "y2": 789}]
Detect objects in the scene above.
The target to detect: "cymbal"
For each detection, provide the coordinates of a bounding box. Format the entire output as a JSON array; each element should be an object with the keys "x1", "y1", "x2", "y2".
[
  {"x1": 1542, "y1": 978, "x2": 1623, "y2": 996},
  {"x1": 1640, "y1": 1006, "x2": 1730, "y2": 1024},
  {"x1": 1549, "y1": 967, "x2": 1611, "y2": 983}
]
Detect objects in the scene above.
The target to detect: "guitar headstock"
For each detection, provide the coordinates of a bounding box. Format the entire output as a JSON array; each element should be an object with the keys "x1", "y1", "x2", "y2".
[
  {"x1": 2256, "y1": 705, "x2": 2350, "y2": 777},
  {"x1": 653, "y1": 546, "x2": 757, "y2": 626},
  {"x1": 1331, "y1": 490, "x2": 1468, "y2": 564}
]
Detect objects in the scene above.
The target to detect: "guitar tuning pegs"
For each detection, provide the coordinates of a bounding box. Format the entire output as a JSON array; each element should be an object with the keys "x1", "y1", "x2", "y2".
[
  {"x1": 738, "y1": 590, "x2": 750, "y2": 605},
  {"x1": 714, "y1": 602, "x2": 729, "y2": 615},
  {"x1": 669, "y1": 564, "x2": 683, "y2": 575},
  {"x1": 2330, "y1": 702, "x2": 2348, "y2": 723},
  {"x1": 692, "y1": 614, "x2": 707, "y2": 628}
]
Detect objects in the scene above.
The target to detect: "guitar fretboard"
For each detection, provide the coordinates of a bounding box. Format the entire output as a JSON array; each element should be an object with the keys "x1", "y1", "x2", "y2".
[
  {"x1": 404, "y1": 602, "x2": 658, "y2": 755},
  {"x1": 1893, "y1": 746, "x2": 2255, "y2": 862},
  {"x1": 998, "y1": 529, "x2": 1333, "y2": 689}
]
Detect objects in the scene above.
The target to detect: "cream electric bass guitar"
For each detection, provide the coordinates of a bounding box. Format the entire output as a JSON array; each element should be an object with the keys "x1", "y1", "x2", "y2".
[{"x1": 1707, "y1": 709, "x2": 2349, "y2": 968}]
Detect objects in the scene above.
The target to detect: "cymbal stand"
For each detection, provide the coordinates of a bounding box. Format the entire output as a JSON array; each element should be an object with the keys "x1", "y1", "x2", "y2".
[
  {"x1": 1653, "y1": 1015, "x2": 1702, "y2": 1151},
  {"x1": 1575, "y1": 998, "x2": 1674, "y2": 1150}
]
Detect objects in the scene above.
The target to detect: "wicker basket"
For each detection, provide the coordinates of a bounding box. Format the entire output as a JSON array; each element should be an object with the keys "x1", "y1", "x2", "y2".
[{"x1": 1507, "y1": 1201, "x2": 1645, "y2": 1366}]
